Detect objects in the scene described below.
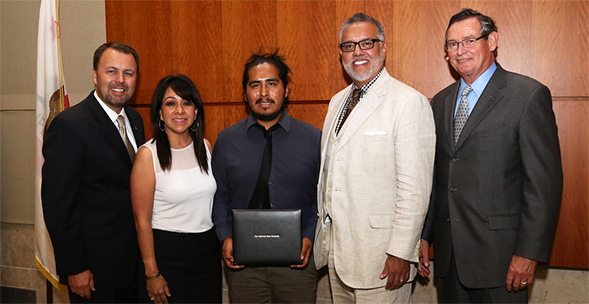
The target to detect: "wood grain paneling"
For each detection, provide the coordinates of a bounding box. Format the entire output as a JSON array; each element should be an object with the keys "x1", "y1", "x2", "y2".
[
  {"x1": 550, "y1": 98, "x2": 589, "y2": 268},
  {"x1": 106, "y1": 0, "x2": 589, "y2": 269},
  {"x1": 368, "y1": 1, "x2": 457, "y2": 97},
  {"x1": 531, "y1": 1, "x2": 589, "y2": 96}
]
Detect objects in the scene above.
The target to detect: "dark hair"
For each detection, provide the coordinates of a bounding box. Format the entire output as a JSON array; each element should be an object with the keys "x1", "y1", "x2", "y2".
[
  {"x1": 340, "y1": 13, "x2": 385, "y2": 42},
  {"x1": 150, "y1": 74, "x2": 208, "y2": 173},
  {"x1": 242, "y1": 49, "x2": 292, "y2": 106},
  {"x1": 446, "y1": 8, "x2": 498, "y2": 57},
  {"x1": 93, "y1": 42, "x2": 140, "y2": 71}
]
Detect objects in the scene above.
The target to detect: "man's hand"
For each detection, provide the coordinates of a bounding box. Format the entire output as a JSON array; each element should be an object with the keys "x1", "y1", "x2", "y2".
[
  {"x1": 222, "y1": 237, "x2": 244, "y2": 269},
  {"x1": 417, "y1": 239, "x2": 431, "y2": 277},
  {"x1": 68, "y1": 269, "x2": 95, "y2": 299},
  {"x1": 291, "y1": 237, "x2": 312, "y2": 268},
  {"x1": 379, "y1": 254, "x2": 410, "y2": 290},
  {"x1": 506, "y1": 255, "x2": 537, "y2": 292}
]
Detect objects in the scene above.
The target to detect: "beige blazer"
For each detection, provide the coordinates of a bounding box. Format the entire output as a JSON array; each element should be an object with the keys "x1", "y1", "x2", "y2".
[{"x1": 313, "y1": 68, "x2": 436, "y2": 288}]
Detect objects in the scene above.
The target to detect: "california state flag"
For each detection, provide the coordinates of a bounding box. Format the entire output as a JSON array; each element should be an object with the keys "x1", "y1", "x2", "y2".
[{"x1": 35, "y1": 0, "x2": 68, "y2": 291}]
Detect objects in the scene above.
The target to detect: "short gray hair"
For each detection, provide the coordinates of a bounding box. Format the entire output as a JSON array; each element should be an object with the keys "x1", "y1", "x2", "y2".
[{"x1": 339, "y1": 13, "x2": 385, "y2": 42}]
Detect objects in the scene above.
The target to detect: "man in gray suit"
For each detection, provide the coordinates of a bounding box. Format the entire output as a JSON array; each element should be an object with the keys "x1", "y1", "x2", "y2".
[{"x1": 419, "y1": 9, "x2": 563, "y2": 303}]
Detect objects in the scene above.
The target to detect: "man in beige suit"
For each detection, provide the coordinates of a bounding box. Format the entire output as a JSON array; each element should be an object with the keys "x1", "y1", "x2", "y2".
[{"x1": 314, "y1": 13, "x2": 436, "y2": 303}]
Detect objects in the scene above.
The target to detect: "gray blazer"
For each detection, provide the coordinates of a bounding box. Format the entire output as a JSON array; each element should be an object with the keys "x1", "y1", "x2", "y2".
[{"x1": 422, "y1": 64, "x2": 563, "y2": 288}]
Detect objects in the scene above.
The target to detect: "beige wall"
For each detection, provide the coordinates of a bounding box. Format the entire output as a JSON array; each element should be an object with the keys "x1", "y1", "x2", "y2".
[
  {"x1": 1, "y1": 0, "x2": 106, "y2": 224},
  {"x1": 0, "y1": 1, "x2": 587, "y2": 303},
  {"x1": 1, "y1": 0, "x2": 106, "y2": 302}
]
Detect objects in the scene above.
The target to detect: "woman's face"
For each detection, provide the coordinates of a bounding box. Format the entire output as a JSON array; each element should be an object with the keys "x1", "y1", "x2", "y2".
[{"x1": 159, "y1": 86, "x2": 197, "y2": 136}]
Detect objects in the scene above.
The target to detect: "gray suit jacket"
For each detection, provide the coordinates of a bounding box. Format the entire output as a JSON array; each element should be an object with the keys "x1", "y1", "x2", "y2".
[{"x1": 422, "y1": 64, "x2": 563, "y2": 288}]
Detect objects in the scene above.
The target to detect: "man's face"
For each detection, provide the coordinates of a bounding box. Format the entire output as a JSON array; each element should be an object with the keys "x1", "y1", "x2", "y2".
[
  {"x1": 244, "y1": 62, "x2": 288, "y2": 127},
  {"x1": 92, "y1": 48, "x2": 137, "y2": 112},
  {"x1": 446, "y1": 17, "x2": 497, "y2": 85},
  {"x1": 340, "y1": 21, "x2": 386, "y2": 87}
]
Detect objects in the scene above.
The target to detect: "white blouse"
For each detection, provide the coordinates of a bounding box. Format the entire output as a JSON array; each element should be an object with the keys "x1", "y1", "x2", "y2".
[{"x1": 143, "y1": 140, "x2": 216, "y2": 233}]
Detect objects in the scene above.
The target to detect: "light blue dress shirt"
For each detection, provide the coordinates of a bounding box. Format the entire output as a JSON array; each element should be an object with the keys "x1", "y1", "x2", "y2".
[{"x1": 454, "y1": 62, "x2": 497, "y2": 117}]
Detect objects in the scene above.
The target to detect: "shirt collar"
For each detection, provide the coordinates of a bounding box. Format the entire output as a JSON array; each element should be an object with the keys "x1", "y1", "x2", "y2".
[
  {"x1": 459, "y1": 62, "x2": 497, "y2": 99},
  {"x1": 94, "y1": 90, "x2": 126, "y2": 122},
  {"x1": 245, "y1": 109, "x2": 291, "y2": 133},
  {"x1": 353, "y1": 67, "x2": 384, "y2": 96}
]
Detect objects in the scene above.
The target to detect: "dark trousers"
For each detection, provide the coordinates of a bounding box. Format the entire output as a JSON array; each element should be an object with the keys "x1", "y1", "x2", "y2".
[
  {"x1": 436, "y1": 251, "x2": 528, "y2": 303},
  {"x1": 68, "y1": 281, "x2": 137, "y2": 303}
]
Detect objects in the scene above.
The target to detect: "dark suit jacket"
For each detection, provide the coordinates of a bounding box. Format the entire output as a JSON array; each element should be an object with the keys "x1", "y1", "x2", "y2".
[
  {"x1": 422, "y1": 64, "x2": 563, "y2": 289},
  {"x1": 42, "y1": 91, "x2": 145, "y2": 290}
]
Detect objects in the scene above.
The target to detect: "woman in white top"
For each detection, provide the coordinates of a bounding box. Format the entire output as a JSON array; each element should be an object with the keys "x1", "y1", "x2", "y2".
[{"x1": 131, "y1": 74, "x2": 221, "y2": 304}]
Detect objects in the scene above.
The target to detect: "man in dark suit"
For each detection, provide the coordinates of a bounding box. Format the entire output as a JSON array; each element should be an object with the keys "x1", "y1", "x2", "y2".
[
  {"x1": 42, "y1": 42, "x2": 144, "y2": 303},
  {"x1": 419, "y1": 9, "x2": 563, "y2": 303}
]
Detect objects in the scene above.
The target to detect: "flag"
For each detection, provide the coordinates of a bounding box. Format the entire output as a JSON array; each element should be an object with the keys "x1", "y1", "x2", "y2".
[{"x1": 35, "y1": 0, "x2": 69, "y2": 292}]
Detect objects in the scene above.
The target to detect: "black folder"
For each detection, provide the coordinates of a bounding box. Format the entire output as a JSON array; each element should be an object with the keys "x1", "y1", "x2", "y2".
[{"x1": 232, "y1": 209, "x2": 302, "y2": 266}]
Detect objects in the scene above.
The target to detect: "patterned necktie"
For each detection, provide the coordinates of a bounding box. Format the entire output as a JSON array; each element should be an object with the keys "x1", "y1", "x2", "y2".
[
  {"x1": 116, "y1": 115, "x2": 136, "y2": 162},
  {"x1": 337, "y1": 88, "x2": 362, "y2": 135},
  {"x1": 454, "y1": 86, "x2": 473, "y2": 145}
]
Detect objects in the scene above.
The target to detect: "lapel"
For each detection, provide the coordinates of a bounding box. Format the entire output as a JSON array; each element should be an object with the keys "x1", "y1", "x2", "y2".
[
  {"x1": 454, "y1": 65, "x2": 507, "y2": 150},
  {"x1": 332, "y1": 70, "x2": 388, "y2": 152},
  {"x1": 125, "y1": 105, "x2": 144, "y2": 146},
  {"x1": 86, "y1": 93, "x2": 134, "y2": 166}
]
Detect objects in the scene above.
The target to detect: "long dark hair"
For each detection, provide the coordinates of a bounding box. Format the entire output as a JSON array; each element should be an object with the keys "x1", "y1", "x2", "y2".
[{"x1": 150, "y1": 74, "x2": 208, "y2": 173}]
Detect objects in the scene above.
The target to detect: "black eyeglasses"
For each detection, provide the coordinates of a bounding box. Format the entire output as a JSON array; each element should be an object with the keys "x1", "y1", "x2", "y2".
[
  {"x1": 445, "y1": 34, "x2": 488, "y2": 52},
  {"x1": 340, "y1": 38, "x2": 382, "y2": 52}
]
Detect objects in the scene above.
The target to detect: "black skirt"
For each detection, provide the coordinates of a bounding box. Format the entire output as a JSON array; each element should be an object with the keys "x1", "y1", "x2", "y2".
[{"x1": 139, "y1": 228, "x2": 222, "y2": 303}]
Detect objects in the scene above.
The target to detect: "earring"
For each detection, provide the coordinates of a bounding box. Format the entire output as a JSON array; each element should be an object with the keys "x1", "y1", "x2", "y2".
[
  {"x1": 159, "y1": 120, "x2": 165, "y2": 131},
  {"x1": 190, "y1": 120, "x2": 199, "y2": 132}
]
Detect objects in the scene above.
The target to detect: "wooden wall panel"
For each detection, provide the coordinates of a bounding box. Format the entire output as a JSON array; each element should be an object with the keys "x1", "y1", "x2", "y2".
[
  {"x1": 367, "y1": 1, "x2": 457, "y2": 97},
  {"x1": 531, "y1": 1, "x2": 589, "y2": 96},
  {"x1": 276, "y1": 1, "x2": 363, "y2": 101},
  {"x1": 106, "y1": 1, "x2": 224, "y2": 105},
  {"x1": 550, "y1": 98, "x2": 589, "y2": 268},
  {"x1": 106, "y1": 0, "x2": 589, "y2": 269}
]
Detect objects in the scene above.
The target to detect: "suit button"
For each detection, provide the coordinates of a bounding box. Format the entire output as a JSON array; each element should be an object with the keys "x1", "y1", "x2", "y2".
[
  {"x1": 451, "y1": 158, "x2": 460, "y2": 162},
  {"x1": 449, "y1": 188, "x2": 457, "y2": 192}
]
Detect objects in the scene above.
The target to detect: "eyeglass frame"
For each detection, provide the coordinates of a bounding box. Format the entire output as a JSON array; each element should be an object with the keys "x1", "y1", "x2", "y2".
[
  {"x1": 444, "y1": 34, "x2": 488, "y2": 52},
  {"x1": 339, "y1": 38, "x2": 382, "y2": 52}
]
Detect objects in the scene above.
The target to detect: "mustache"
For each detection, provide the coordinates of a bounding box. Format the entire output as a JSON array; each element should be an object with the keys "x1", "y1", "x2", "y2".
[
  {"x1": 351, "y1": 56, "x2": 371, "y2": 64},
  {"x1": 109, "y1": 84, "x2": 128, "y2": 90},
  {"x1": 255, "y1": 98, "x2": 275, "y2": 104}
]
